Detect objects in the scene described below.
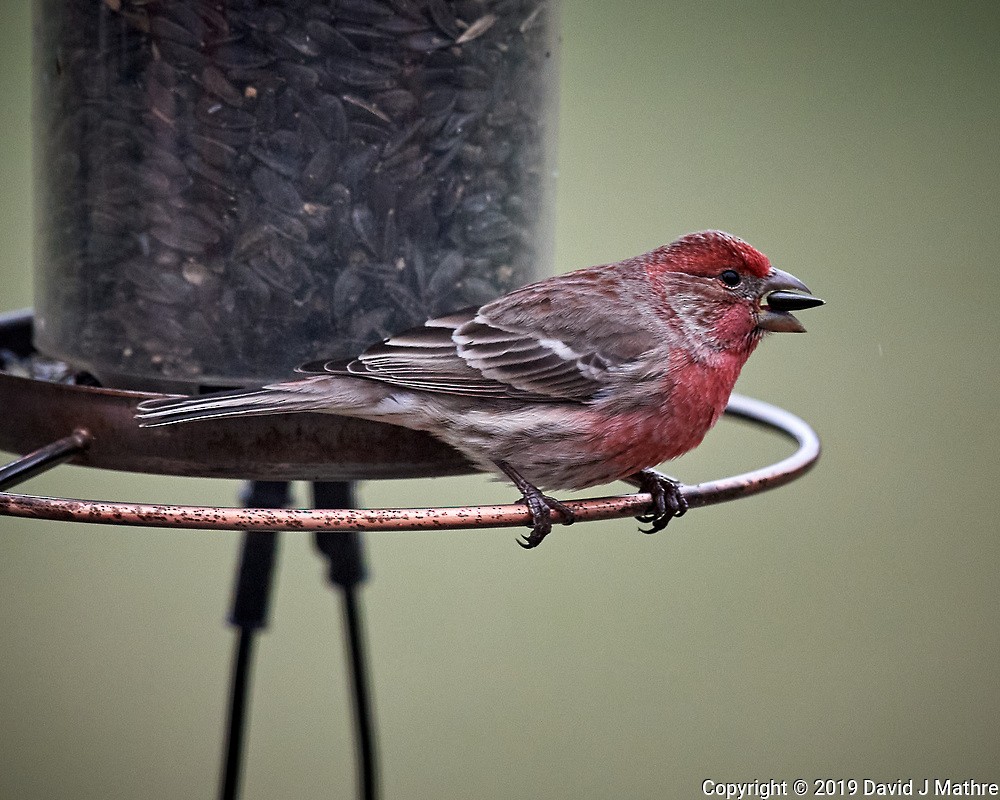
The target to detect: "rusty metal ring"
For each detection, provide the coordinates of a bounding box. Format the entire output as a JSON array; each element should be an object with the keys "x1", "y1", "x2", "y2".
[{"x1": 0, "y1": 393, "x2": 819, "y2": 533}]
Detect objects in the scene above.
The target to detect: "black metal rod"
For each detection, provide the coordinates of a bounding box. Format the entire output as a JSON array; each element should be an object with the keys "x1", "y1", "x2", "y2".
[
  {"x1": 219, "y1": 481, "x2": 289, "y2": 800},
  {"x1": 0, "y1": 429, "x2": 91, "y2": 491},
  {"x1": 341, "y1": 585, "x2": 376, "y2": 800},
  {"x1": 312, "y1": 482, "x2": 377, "y2": 800},
  {"x1": 220, "y1": 629, "x2": 255, "y2": 800},
  {"x1": 229, "y1": 481, "x2": 288, "y2": 629}
]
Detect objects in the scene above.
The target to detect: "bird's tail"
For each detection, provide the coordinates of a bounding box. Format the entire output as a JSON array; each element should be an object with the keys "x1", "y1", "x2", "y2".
[{"x1": 135, "y1": 376, "x2": 365, "y2": 427}]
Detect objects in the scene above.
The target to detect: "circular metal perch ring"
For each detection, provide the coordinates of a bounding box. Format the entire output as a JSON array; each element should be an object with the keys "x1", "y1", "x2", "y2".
[{"x1": 0, "y1": 394, "x2": 820, "y2": 533}]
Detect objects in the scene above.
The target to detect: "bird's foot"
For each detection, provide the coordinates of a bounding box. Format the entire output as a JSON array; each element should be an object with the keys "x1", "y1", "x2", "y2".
[
  {"x1": 515, "y1": 491, "x2": 576, "y2": 549},
  {"x1": 633, "y1": 469, "x2": 688, "y2": 534},
  {"x1": 494, "y1": 460, "x2": 575, "y2": 549}
]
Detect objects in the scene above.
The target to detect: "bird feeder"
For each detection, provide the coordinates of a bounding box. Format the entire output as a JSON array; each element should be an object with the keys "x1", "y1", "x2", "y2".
[{"x1": 33, "y1": 0, "x2": 559, "y2": 390}]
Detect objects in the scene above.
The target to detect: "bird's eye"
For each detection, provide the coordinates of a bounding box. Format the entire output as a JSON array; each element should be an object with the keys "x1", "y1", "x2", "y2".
[{"x1": 719, "y1": 269, "x2": 742, "y2": 287}]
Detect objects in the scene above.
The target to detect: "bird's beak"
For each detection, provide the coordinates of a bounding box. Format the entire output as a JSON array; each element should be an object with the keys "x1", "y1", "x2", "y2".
[{"x1": 757, "y1": 268, "x2": 825, "y2": 333}]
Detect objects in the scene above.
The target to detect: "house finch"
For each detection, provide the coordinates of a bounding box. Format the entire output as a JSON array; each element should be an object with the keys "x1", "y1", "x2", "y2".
[{"x1": 137, "y1": 230, "x2": 823, "y2": 547}]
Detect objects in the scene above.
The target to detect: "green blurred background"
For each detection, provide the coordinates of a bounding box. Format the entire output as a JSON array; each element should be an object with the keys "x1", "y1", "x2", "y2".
[{"x1": 2, "y1": 2, "x2": 998, "y2": 798}]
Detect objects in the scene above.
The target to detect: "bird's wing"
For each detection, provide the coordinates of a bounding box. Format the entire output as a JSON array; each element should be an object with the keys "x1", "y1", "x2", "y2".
[
  {"x1": 298, "y1": 268, "x2": 657, "y2": 402},
  {"x1": 300, "y1": 309, "x2": 531, "y2": 398},
  {"x1": 458, "y1": 269, "x2": 658, "y2": 399}
]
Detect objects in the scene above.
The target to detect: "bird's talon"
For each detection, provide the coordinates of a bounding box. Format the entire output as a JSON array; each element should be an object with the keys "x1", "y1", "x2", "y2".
[
  {"x1": 511, "y1": 495, "x2": 553, "y2": 547},
  {"x1": 496, "y1": 460, "x2": 575, "y2": 548},
  {"x1": 517, "y1": 531, "x2": 545, "y2": 549},
  {"x1": 633, "y1": 469, "x2": 687, "y2": 535},
  {"x1": 638, "y1": 519, "x2": 669, "y2": 535}
]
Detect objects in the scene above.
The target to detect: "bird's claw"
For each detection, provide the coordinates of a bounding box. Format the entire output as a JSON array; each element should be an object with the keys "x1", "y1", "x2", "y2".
[
  {"x1": 494, "y1": 460, "x2": 575, "y2": 549},
  {"x1": 516, "y1": 493, "x2": 575, "y2": 549},
  {"x1": 634, "y1": 470, "x2": 688, "y2": 534}
]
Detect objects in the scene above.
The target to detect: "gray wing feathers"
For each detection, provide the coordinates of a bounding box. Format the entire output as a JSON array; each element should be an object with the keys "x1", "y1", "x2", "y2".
[{"x1": 326, "y1": 267, "x2": 657, "y2": 402}]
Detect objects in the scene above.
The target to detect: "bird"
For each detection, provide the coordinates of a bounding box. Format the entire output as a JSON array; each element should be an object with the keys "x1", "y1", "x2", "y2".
[{"x1": 137, "y1": 230, "x2": 823, "y2": 547}]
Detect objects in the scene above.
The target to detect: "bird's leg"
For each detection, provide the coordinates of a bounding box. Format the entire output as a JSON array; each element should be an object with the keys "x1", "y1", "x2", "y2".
[
  {"x1": 632, "y1": 469, "x2": 688, "y2": 534},
  {"x1": 494, "y1": 460, "x2": 575, "y2": 549}
]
